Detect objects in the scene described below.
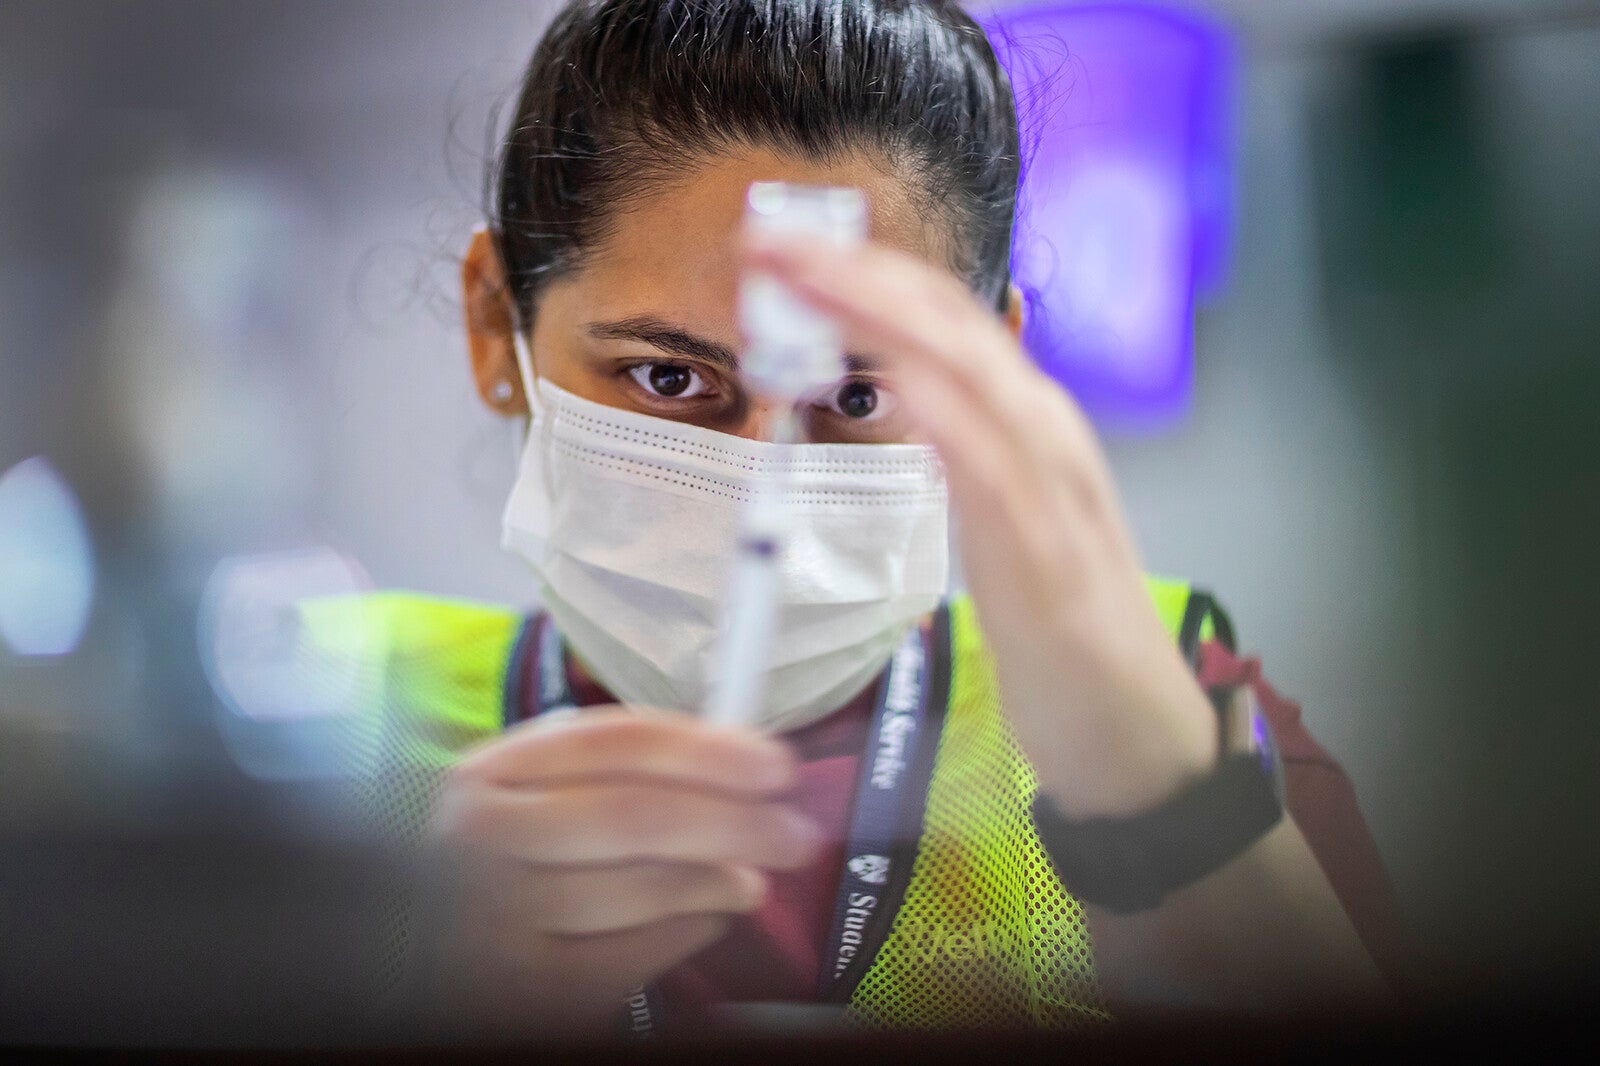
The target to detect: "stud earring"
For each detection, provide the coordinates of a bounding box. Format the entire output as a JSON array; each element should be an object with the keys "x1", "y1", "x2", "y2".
[{"x1": 491, "y1": 380, "x2": 514, "y2": 404}]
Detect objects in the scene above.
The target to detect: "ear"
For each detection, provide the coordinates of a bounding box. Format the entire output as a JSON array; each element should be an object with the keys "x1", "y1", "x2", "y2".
[
  {"x1": 1001, "y1": 282, "x2": 1026, "y2": 341},
  {"x1": 462, "y1": 227, "x2": 530, "y2": 416}
]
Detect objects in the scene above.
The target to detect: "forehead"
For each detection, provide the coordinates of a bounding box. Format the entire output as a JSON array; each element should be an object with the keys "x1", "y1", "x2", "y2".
[{"x1": 541, "y1": 148, "x2": 945, "y2": 326}]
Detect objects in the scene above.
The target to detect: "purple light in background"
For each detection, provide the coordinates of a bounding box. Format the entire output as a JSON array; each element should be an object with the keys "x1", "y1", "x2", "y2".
[{"x1": 980, "y1": 3, "x2": 1235, "y2": 429}]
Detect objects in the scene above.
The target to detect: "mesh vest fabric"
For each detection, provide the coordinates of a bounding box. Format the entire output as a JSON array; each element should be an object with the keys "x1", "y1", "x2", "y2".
[
  {"x1": 297, "y1": 592, "x2": 519, "y2": 846},
  {"x1": 296, "y1": 593, "x2": 520, "y2": 996},
  {"x1": 845, "y1": 583, "x2": 1206, "y2": 1030},
  {"x1": 297, "y1": 576, "x2": 1206, "y2": 1029}
]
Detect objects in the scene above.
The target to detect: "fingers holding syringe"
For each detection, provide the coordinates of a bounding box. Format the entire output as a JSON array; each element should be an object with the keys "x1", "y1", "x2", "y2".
[
  {"x1": 457, "y1": 706, "x2": 800, "y2": 797},
  {"x1": 430, "y1": 713, "x2": 818, "y2": 1030},
  {"x1": 452, "y1": 781, "x2": 824, "y2": 870}
]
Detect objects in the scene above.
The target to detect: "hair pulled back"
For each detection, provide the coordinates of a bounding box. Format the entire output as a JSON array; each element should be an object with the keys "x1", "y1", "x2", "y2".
[{"x1": 493, "y1": 0, "x2": 1020, "y2": 327}]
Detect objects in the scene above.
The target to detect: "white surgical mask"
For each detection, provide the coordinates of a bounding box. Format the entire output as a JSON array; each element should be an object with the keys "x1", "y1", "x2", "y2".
[{"x1": 500, "y1": 365, "x2": 949, "y2": 733}]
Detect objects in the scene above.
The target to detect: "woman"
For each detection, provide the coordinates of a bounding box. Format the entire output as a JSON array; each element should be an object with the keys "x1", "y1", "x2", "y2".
[{"x1": 332, "y1": 0, "x2": 1405, "y2": 1037}]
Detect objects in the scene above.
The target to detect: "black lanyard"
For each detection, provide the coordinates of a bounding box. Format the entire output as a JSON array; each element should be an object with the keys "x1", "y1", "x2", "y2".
[{"x1": 515, "y1": 609, "x2": 949, "y2": 1030}]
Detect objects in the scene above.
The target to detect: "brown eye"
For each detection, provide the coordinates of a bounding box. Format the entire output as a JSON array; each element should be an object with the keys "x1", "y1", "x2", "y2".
[
  {"x1": 815, "y1": 379, "x2": 892, "y2": 423},
  {"x1": 628, "y1": 363, "x2": 709, "y2": 399},
  {"x1": 836, "y1": 380, "x2": 878, "y2": 419},
  {"x1": 649, "y1": 364, "x2": 692, "y2": 396}
]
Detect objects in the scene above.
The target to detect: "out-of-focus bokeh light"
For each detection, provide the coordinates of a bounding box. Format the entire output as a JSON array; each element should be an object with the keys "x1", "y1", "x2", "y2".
[
  {"x1": 982, "y1": 2, "x2": 1234, "y2": 430},
  {"x1": 198, "y1": 547, "x2": 379, "y2": 780},
  {"x1": 105, "y1": 164, "x2": 318, "y2": 554},
  {"x1": 0, "y1": 456, "x2": 96, "y2": 657}
]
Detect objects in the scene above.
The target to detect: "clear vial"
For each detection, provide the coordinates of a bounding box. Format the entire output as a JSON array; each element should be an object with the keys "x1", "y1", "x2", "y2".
[{"x1": 739, "y1": 182, "x2": 868, "y2": 401}]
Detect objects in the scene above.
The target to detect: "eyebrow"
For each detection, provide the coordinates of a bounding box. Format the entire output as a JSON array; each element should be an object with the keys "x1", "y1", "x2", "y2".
[
  {"x1": 586, "y1": 314, "x2": 880, "y2": 375},
  {"x1": 587, "y1": 316, "x2": 739, "y2": 370}
]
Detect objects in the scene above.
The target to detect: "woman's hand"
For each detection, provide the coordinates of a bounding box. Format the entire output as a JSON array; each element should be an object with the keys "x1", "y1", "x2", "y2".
[
  {"x1": 428, "y1": 708, "x2": 821, "y2": 1034},
  {"x1": 743, "y1": 235, "x2": 1218, "y2": 820},
  {"x1": 745, "y1": 235, "x2": 1390, "y2": 1013}
]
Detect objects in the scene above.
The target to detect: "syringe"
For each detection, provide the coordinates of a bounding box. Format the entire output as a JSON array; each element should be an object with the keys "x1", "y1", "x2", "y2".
[{"x1": 701, "y1": 182, "x2": 868, "y2": 729}]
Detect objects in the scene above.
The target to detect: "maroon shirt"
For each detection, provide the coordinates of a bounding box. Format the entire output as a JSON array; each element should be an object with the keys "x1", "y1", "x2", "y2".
[{"x1": 517, "y1": 625, "x2": 1410, "y2": 1018}]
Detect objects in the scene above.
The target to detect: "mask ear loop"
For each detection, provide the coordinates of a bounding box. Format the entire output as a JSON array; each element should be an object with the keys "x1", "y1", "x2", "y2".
[
  {"x1": 485, "y1": 224, "x2": 540, "y2": 457},
  {"x1": 510, "y1": 321, "x2": 540, "y2": 465},
  {"x1": 513, "y1": 327, "x2": 539, "y2": 407}
]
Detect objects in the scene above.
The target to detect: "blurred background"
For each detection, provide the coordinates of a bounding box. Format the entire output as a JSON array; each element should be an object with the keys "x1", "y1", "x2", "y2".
[{"x1": 2, "y1": 0, "x2": 1598, "y2": 1040}]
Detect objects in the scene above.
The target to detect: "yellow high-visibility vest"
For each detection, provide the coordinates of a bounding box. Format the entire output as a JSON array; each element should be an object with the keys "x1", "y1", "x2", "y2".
[{"x1": 297, "y1": 575, "x2": 1218, "y2": 1029}]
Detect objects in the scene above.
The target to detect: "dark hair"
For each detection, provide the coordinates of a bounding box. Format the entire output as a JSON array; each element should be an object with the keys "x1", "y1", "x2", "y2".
[{"x1": 492, "y1": 0, "x2": 1020, "y2": 328}]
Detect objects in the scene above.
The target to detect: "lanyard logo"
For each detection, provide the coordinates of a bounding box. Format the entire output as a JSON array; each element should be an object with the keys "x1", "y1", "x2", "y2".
[{"x1": 847, "y1": 853, "x2": 890, "y2": 885}]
